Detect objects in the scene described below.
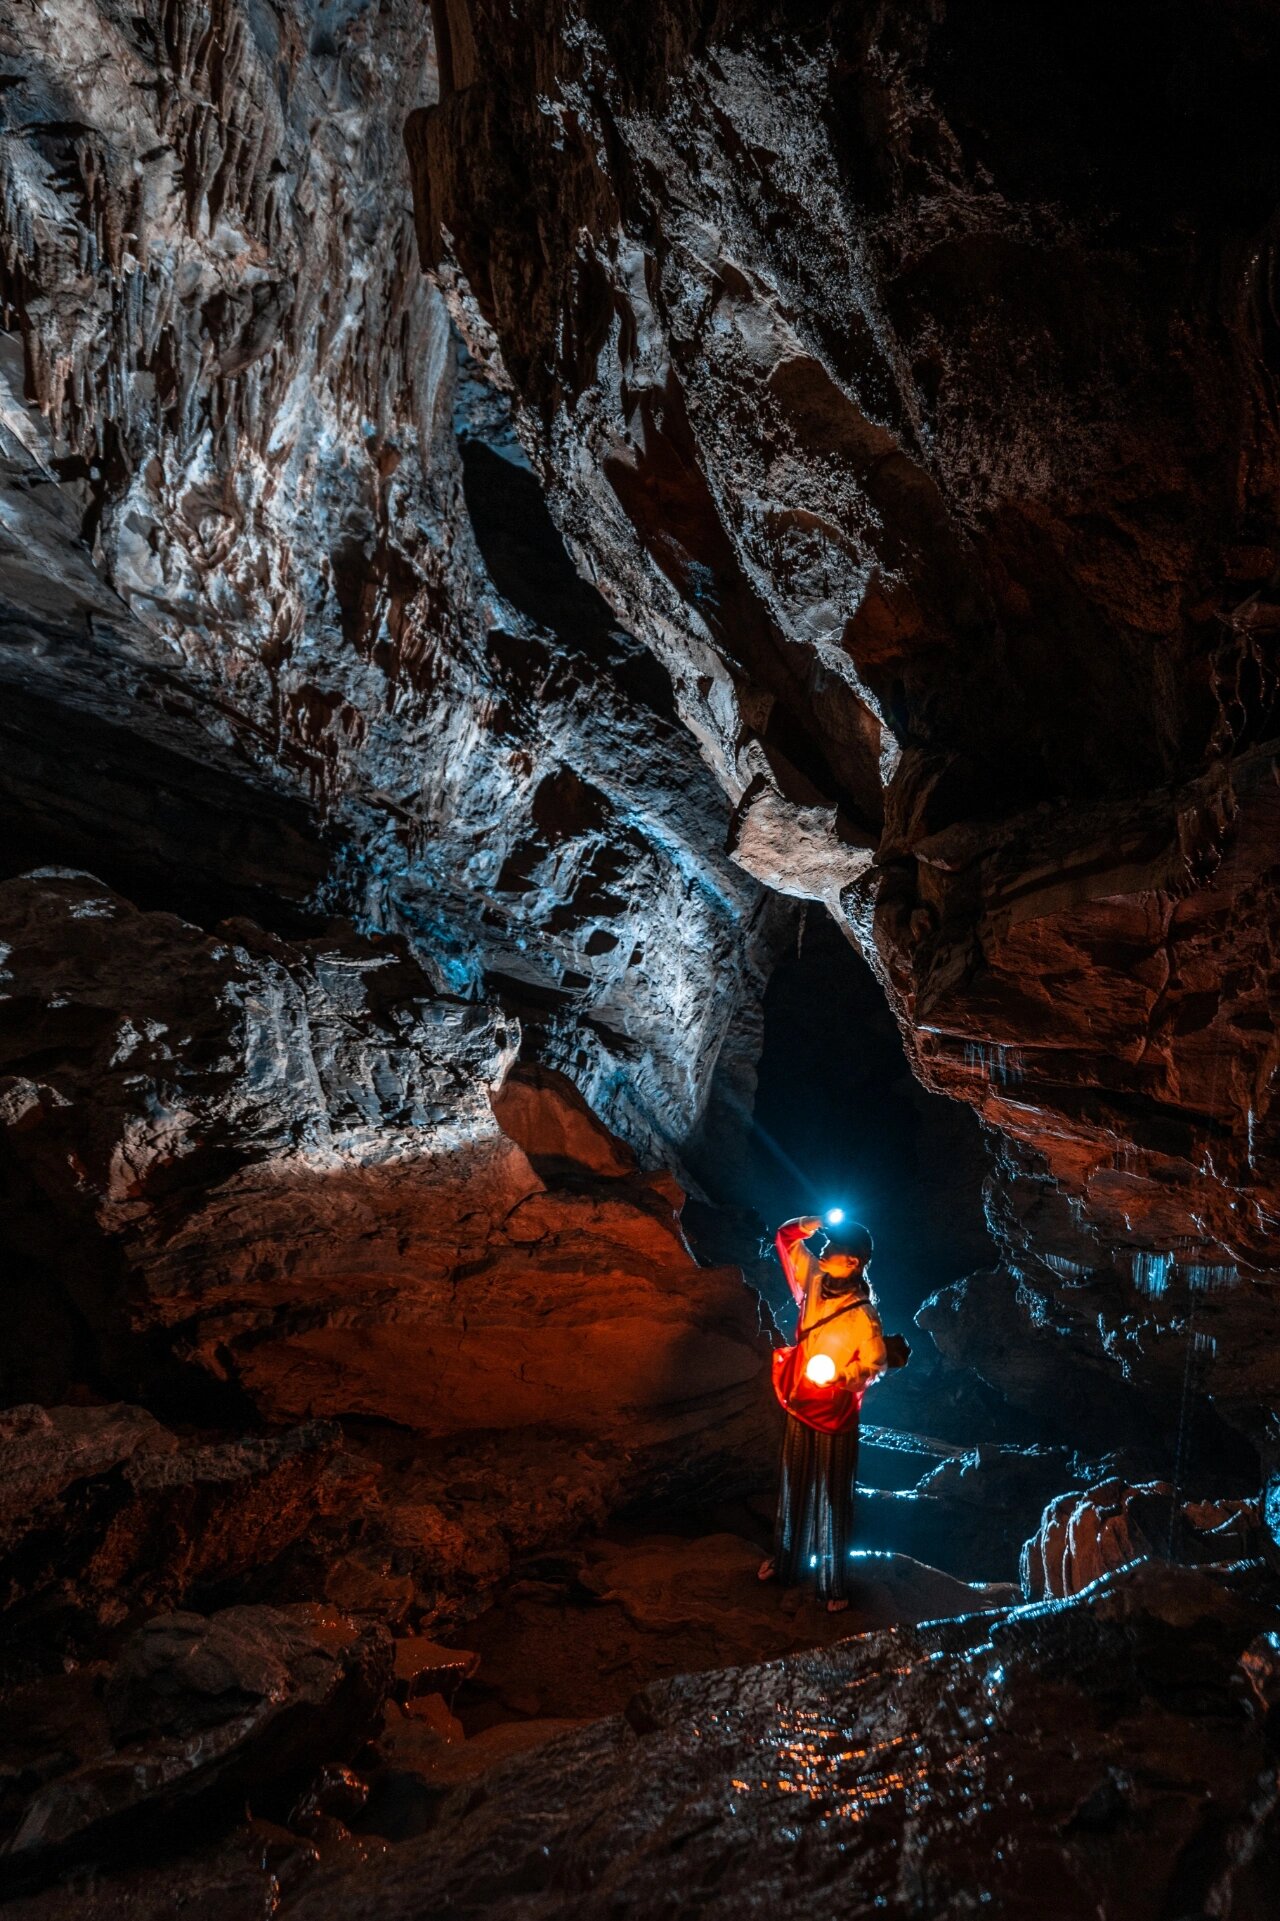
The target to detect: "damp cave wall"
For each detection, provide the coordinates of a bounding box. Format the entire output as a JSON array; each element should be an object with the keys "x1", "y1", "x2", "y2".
[
  {"x1": 0, "y1": 12, "x2": 1279, "y2": 1914},
  {"x1": 0, "y1": 0, "x2": 800, "y2": 1452},
  {"x1": 0, "y1": 0, "x2": 1275, "y2": 1552},
  {"x1": 412, "y1": 0, "x2": 1280, "y2": 1510},
  {"x1": 0, "y1": 0, "x2": 790, "y2": 1167}
]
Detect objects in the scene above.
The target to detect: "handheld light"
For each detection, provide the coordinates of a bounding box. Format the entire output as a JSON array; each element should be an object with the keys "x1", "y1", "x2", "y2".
[
  {"x1": 825, "y1": 1207, "x2": 845, "y2": 1226},
  {"x1": 804, "y1": 1353, "x2": 837, "y2": 1386}
]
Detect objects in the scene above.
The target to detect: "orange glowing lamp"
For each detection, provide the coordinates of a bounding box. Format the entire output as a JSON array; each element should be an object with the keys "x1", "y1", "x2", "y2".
[{"x1": 804, "y1": 1353, "x2": 837, "y2": 1386}]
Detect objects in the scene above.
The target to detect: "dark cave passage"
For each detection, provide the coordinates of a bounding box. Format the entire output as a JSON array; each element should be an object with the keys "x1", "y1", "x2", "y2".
[{"x1": 739, "y1": 909, "x2": 994, "y2": 1337}]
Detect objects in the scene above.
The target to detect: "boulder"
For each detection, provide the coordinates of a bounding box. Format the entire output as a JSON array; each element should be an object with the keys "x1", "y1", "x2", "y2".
[
  {"x1": 282, "y1": 1563, "x2": 1280, "y2": 1921},
  {"x1": 391, "y1": 1638, "x2": 480, "y2": 1704},
  {"x1": 490, "y1": 1065, "x2": 637, "y2": 1178},
  {"x1": 0, "y1": 1605, "x2": 391, "y2": 1894},
  {"x1": 0, "y1": 1403, "x2": 355, "y2": 1632}
]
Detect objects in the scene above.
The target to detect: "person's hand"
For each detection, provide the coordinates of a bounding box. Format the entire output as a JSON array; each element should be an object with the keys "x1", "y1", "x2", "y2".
[{"x1": 798, "y1": 1215, "x2": 823, "y2": 1237}]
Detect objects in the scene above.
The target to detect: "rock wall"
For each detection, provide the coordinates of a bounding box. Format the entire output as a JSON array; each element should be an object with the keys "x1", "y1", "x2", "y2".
[
  {"x1": 0, "y1": 0, "x2": 783, "y2": 1168},
  {"x1": 0, "y1": 870, "x2": 773, "y2": 1477},
  {"x1": 412, "y1": 0, "x2": 1280, "y2": 1466},
  {"x1": 1, "y1": 11, "x2": 1279, "y2": 1914}
]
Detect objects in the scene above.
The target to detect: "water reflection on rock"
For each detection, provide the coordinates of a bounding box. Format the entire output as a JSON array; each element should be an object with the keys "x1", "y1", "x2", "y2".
[{"x1": 284, "y1": 1559, "x2": 1280, "y2": 1920}]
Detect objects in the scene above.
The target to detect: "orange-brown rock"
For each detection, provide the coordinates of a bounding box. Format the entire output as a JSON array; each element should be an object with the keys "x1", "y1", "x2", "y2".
[
  {"x1": 0, "y1": 872, "x2": 774, "y2": 1489},
  {"x1": 490, "y1": 1064, "x2": 636, "y2": 1179}
]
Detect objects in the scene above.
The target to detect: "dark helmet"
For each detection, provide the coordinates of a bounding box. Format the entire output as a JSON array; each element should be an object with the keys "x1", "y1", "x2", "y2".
[{"x1": 822, "y1": 1222, "x2": 873, "y2": 1265}]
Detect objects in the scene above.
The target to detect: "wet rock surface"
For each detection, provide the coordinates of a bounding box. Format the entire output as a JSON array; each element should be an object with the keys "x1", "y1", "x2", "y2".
[
  {"x1": 1022, "y1": 1479, "x2": 1263, "y2": 1603},
  {"x1": 0, "y1": 1, "x2": 1278, "y2": 1915},
  {"x1": 282, "y1": 1562, "x2": 1280, "y2": 1921}
]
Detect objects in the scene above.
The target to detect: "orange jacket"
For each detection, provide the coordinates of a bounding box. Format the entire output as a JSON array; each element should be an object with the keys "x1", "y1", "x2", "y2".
[{"x1": 776, "y1": 1217, "x2": 888, "y2": 1393}]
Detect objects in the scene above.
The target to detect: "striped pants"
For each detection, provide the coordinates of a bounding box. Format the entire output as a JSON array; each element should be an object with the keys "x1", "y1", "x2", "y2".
[{"x1": 773, "y1": 1414, "x2": 860, "y2": 1601}]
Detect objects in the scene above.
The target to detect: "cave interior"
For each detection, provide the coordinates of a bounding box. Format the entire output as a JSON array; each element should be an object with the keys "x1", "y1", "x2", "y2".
[{"x1": 1, "y1": 0, "x2": 1279, "y2": 1914}]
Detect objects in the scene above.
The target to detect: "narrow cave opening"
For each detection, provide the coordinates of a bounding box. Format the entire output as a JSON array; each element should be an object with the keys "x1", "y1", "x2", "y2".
[
  {"x1": 745, "y1": 911, "x2": 994, "y2": 1338},
  {"x1": 688, "y1": 907, "x2": 994, "y2": 1351}
]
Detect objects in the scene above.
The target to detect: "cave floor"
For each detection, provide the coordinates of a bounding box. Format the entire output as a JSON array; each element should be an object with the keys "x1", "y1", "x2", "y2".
[
  {"x1": 2, "y1": 1415, "x2": 1274, "y2": 1921},
  {"x1": 446, "y1": 1526, "x2": 1013, "y2": 1732}
]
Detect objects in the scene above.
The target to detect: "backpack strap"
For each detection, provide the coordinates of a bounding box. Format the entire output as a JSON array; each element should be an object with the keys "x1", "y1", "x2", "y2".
[{"x1": 795, "y1": 1296, "x2": 859, "y2": 1342}]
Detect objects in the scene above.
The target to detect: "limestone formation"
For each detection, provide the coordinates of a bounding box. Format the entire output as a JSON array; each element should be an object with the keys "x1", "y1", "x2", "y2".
[
  {"x1": 411, "y1": 0, "x2": 1280, "y2": 1471},
  {"x1": 1021, "y1": 1478, "x2": 1261, "y2": 1602},
  {"x1": 0, "y1": 871, "x2": 775, "y2": 1479},
  {"x1": 0, "y1": 2, "x2": 1278, "y2": 1915},
  {"x1": 0, "y1": 0, "x2": 781, "y2": 1168},
  {"x1": 0, "y1": 1401, "x2": 357, "y2": 1630}
]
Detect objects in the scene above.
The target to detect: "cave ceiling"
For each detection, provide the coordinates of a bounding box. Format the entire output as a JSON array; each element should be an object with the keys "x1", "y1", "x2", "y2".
[{"x1": 0, "y1": 0, "x2": 781, "y2": 1174}]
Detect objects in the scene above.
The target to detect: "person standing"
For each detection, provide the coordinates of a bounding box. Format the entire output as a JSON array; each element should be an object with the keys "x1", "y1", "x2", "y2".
[{"x1": 759, "y1": 1214, "x2": 908, "y2": 1611}]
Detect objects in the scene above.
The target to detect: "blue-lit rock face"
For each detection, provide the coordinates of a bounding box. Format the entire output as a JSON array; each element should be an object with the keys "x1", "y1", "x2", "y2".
[
  {"x1": 0, "y1": 0, "x2": 780, "y2": 1174},
  {"x1": 412, "y1": 0, "x2": 1280, "y2": 1484}
]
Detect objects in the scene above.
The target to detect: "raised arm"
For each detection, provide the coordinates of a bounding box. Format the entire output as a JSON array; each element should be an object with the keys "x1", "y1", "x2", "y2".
[{"x1": 775, "y1": 1215, "x2": 822, "y2": 1308}]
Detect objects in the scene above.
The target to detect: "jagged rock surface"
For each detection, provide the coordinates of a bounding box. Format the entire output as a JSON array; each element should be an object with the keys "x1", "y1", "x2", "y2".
[
  {"x1": 855, "y1": 1431, "x2": 1126, "y2": 1585},
  {"x1": 0, "y1": 1402, "x2": 359, "y2": 1635},
  {"x1": 0, "y1": 870, "x2": 775, "y2": 1480},
  {"x1": 0, "y1": 1603, "x2": 391, "y2": 1894},
  {"x1": 412, "y1": 0, "x2": 1280, "y2": 1479},
  {"x1": 1, "y1": 6, "x2": 1279, "y2": 1915},
  {"x1": 0, "y1": 0, "x2": 783, "y2": 1169},
  {"x1": 282, "y1": 1562, "x2": 1280, "y2": 1921}
]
